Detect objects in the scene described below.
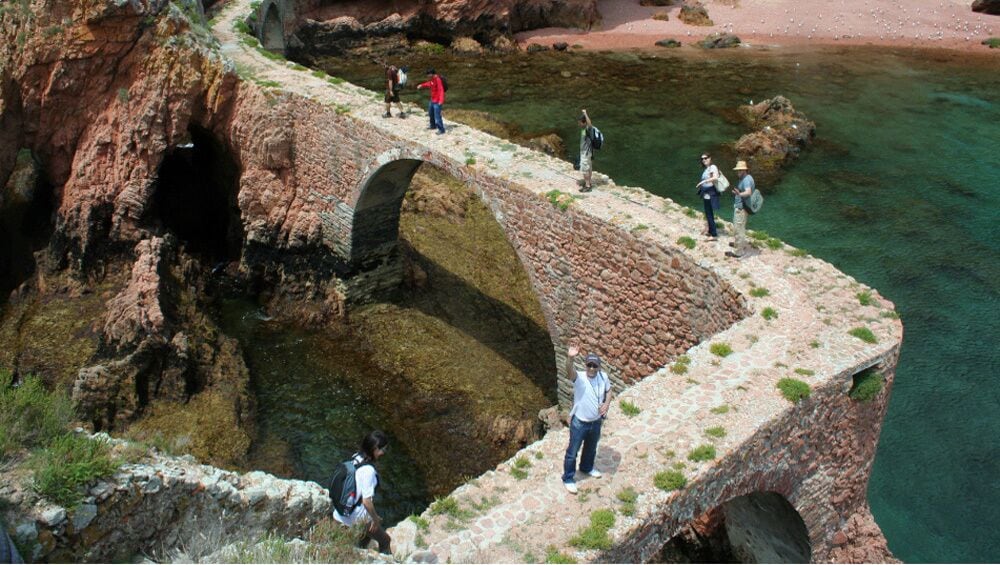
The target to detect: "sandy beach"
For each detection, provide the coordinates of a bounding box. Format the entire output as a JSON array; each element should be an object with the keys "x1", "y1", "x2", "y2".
[{"x1": 517, "y1": 0, "x2": 999, "y2": 52}]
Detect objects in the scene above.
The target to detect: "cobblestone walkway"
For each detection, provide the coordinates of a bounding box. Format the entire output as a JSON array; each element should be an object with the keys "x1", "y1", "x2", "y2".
[{"x1": 210, "y1": 6, "x2": 902, "y2": 562}]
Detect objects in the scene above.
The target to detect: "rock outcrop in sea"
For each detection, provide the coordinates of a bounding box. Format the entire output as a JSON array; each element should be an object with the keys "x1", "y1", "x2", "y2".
[{"x1": 733, "y1": 96, "x2": 816, "y2": 179}]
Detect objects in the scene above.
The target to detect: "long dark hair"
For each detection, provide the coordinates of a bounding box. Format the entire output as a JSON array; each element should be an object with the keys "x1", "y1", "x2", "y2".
[{"x1": 359, "y1": 430, "x2": 389, "y2": 462}]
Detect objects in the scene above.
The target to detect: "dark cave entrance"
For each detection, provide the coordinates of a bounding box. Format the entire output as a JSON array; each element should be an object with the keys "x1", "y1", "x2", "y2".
[
  {"x1": 147, "y1": 126, "x2": 243, "y2": 263},
  {"x1": 658, "y1": 491, "x2": 812, "y2": 563},
  {"x1": 0, "y1": 149, "x2": 56, "y2": 306}
]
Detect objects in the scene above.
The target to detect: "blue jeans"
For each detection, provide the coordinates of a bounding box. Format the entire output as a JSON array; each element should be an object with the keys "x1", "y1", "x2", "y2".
[
  {"x1": 703, "y1": 198, "x2": 718, "y2": 237},
  {"x1": 428, "y1": 102, "x2": 445, "y2": 133},
  {"x1": 563, "y1": 416, "x2": 602, "y2": 483}
]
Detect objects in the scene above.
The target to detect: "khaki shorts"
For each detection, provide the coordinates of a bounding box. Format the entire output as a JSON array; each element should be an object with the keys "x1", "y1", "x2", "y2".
[{"x1": 580, "y1": 153, "x2": 592, "y2": 174}]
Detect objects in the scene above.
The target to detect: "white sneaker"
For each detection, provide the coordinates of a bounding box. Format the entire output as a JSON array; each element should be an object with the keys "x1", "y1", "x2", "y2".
[
  {"x1": 564, "y1": 481, "x2": 578, "y2": 494},
  {"x1": 587, "y1": 469, "x2": 603, "y2": 478}
]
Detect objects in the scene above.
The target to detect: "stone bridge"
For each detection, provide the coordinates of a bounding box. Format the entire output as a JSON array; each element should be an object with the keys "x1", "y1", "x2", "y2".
[{"x1": 207, "y1": 3, "x2": 904, "y2": 561}]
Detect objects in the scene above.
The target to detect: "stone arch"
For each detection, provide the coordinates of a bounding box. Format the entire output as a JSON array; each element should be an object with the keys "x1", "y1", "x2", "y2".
[
  {"x1": 662, "y1": 490, "x2": 812, "y2": 563},
  {"x1": 349, "y1": 151, "x2": 561, "y2": 393},
  {"x1": 260, "y1": 0, "x2": 285, "y2": 52}
]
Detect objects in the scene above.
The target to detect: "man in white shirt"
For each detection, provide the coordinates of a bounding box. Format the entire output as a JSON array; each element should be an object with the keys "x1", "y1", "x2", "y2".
[{"x1": 561, "y1": 346, "x2": 612, "y2": 494}]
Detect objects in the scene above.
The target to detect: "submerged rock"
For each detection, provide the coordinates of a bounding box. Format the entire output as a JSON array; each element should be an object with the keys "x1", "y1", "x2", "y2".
[{"x1": 698, "y1": 32, "x2": 741, "y2": 48}]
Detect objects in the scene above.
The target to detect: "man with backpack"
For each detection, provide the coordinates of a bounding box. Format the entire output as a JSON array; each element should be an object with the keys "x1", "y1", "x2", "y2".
[
  {"x1": 577, "y1": 109, "x2": 601, "y2": 192},
  {"x1": 727, "y1": 160, "x2": 756, "y2": 258},
  {"x1": 330, "y1": 431, "x2": 392, "y2": 554},
  {"x1": 383, "y1": 64, "x2": 407, "y2": 119},
  {"x1": 561, "y1": 345, "x2": 612, "y2": 494},
  {"x1": 416, "y1": 68, "x2": 446, "y2": 135}
]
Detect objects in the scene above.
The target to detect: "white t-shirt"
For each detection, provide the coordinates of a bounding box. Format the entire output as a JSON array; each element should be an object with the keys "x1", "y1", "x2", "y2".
[
  {"x1": 570, "y1": 370, "x2": 610, "y2": 423},
  {"x1": 332, "y1": 455, "x2": 378, "y2": 526},
  {"x1": 701, "y1": 164, "x2": 719, "y2": 199}
]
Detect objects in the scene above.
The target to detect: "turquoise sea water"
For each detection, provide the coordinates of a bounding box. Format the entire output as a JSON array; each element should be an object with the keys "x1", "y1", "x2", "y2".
[{"x1": 326, "y1": 46, "x2": 1000, "y2": 562}]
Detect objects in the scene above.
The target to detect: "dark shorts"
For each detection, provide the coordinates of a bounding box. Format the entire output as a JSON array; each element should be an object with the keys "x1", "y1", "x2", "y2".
[{"x1": 384, "y1": 89, "x2": 400, "y2": 103}]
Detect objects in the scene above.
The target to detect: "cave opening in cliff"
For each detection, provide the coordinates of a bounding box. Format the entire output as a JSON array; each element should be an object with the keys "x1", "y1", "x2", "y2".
[
  {"x1": 0, "y1": 148, "x2": 56, "y2": 306},
  {"x1": 657, "y1": 491, "x2": 812, "y2": 563},
  {"x1": 147, "y1": 126, "x2": 243, "y2": 263}
]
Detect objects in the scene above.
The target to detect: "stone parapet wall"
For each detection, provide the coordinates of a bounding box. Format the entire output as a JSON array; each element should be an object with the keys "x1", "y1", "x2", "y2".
[{"x1": 2, "y1": 434, "x2": 329, "y2": 562}]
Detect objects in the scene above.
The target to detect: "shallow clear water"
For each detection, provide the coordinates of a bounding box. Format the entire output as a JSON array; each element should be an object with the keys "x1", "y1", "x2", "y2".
[{"x1": 326, "y1": 46, "x2": 1000, "y2": 562}]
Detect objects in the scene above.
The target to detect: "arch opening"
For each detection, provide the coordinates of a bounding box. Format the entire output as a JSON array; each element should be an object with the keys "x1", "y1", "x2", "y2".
[
  {"x1": 0, "y1": 149, "x2": 55, "y2": 307},
  {"x1": 658, "y1": 491, "x2": 812, "y2": 563},
  {"x1": 261, "y1": 3, "x2": 284, "y2": 52},
  {"x1": 145, "y1": 126, "x2": 243, "y2": 263}
]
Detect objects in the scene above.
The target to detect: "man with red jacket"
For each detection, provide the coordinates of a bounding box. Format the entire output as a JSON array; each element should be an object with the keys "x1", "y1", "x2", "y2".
[{"x1": 416, "y1": 68, "x2": 446, "y2": 135}]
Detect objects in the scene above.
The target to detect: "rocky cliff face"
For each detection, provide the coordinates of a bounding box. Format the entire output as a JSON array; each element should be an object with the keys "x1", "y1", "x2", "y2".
[
  {"x1": 0, "y1": 0, "x2": 345, "y2": 462},
  {"x1": 290, "y1": 0, "x2": 600, "y2": 56}
]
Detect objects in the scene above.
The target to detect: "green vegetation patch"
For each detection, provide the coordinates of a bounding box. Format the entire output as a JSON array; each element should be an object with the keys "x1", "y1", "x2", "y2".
[
  {"x1": 0, "y1": 373, "x2": 74, "y2": 460},
  {"x1": 617, "y1": 487, "x2": 638, "y2": 515},
  {"x1": 761, "y1": 307, "x2": 778, "y2": 321},
  {"x1": 794, "y1": 368, "x2": 815, "y2": 376},
  {"x1": 749, "y1": 287, "x2": 769, "y2": 297},
  {"x1": 848, "y1": 327, "x2": 878, "y2": 344},
  {"x1": 670, "y1": 355, "x2": 690, "y2": 375},
  {"x1": 705, "y1": 426, "x2": 726, "y2": 438},
  {"x1": 30, "y1": 433, "x2": 120, "y2": 508},
  {"x1": 408, "y1": 515, "x2": 430, "y2": 531},
  {"x1": 545, "y1": 546, "x2": 577, "y2": 563},
  {"x1": 619, "y1": 400, "x2": 641, "y2": 417},
  {"x1": 545, "y1": 190, "x2": 577, "y2": 212},
  {"x1": 787, "y1": 248, "x2": 809, "y2": 257},
  {"x1": 511, "y1": 456, "x2": 531, "y2": 479},
  {"x1": 856, "y1": 291, "x2": 874, "y2": 306},
  {"x1": 687, "y1": 444, "x2": 716, "y2": 462},
  {"x1": 777, "y1": 378, "x2": 811, "y2": 403},
  {"x1": 654, "y1": 469, "x2": 687, "y2": 491},
  {"x1": 710, "y1": 404, "x2": 730, "y2": 415},
  {"x1": 569, "y1": 509, "x2": 615, "y2": 550},
  {"x1": 676, "y1": 236, "x2": 696, "y2": 249},
  {"x1": 983, "y1": 37, "x2": 1000, "y2": 48},
  {"x1": 850, "y1": 371, "x2": 885, "y2": 402},
  {"x1": 710, "y1": 342, "x2": 732, "y2": 357}
]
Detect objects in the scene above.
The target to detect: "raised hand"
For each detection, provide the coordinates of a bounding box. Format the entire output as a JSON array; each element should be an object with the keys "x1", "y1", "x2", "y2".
[{"x1": 568, "y1": 346, "x2": 579, "y2": 357}]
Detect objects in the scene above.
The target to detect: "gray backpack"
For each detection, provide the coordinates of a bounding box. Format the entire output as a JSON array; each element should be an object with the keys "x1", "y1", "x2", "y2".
[{"x1": 747, "y1": 188, "x2": 764, "y2": 214}]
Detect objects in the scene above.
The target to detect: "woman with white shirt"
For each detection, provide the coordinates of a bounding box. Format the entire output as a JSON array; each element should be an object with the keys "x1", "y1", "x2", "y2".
[{"x1": 695, "y1": 153, "x2": 721, "y2": 241}]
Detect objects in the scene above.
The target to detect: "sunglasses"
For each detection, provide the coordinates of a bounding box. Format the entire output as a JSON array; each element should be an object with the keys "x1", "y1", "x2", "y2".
[
  {"x1": 586, "y1": 363, "x2": 599, "y2": 369},
  {"x1": 701, "y1": 157, "x2": 710, "y2": 160}
]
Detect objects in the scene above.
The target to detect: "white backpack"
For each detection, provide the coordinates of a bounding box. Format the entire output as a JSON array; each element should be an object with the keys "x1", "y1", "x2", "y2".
[
  {"x1": 715, "y1": 172, "x2": 730, "y2": 194},
  {"x1": 396, "y1": 68, "x2": 408, "y2": 88}
]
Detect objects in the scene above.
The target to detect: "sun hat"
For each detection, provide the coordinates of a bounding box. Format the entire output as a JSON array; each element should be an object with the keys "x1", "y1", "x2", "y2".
[
  {"x1": 733, "y1": 160, "x2": 749, "y2": 171},
  {"x1": 584, "y1": 354, "x2": 601, "y2": 367}
]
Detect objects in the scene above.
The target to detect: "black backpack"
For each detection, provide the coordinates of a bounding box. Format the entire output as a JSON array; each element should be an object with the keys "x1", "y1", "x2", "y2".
[
  {"x1": 439, "y1": 74, "x2": 449, "y2": 92},
  {"x1": 328, "y1": 455, "x2": 373, "y2": 516},
  {"x1": 587, "y1": 126, "x2": 604, "y2": 150}
]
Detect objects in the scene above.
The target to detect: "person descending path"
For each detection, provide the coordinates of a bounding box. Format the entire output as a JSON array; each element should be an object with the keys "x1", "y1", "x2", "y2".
[
  {"x1": 331, "y1": 431, "x2": 392, "y2": 554},
  {"x1": 695, "y1": 153, "x2": 721, "y2": 241},
  {"x1": 417, "y1": 68, "x2": 446, "y2": 135},
  {"x1": 561, "y1": 345, "x2": 612, "y2": 494},
  {"x1": 383, "y1": 64, "x2": 407, "y2": 119},
  {"x1": 727, "y1": 160, "x2": 755, "y2": 258}
]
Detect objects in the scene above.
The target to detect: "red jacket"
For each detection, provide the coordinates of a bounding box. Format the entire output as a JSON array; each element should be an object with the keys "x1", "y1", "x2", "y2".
[{"x1": 417, "y1": 75, "x2": 445, "y2": 104}]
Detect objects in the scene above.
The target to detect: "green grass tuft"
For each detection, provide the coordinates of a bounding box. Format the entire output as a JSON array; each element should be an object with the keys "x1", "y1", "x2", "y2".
[
  {"x1": 511, "y1": 467, "x2": 528, "y2": 480},
  {"x1": 848, "y1": 327, "x2": 878, "y2": 344},
  {"x1": 983, "y1": 37, "x2": 1000, "y2": 48},
  {"x1": 710, "y1": 404, "x2": 729, "y2": 415},
  {"x1": 710, "y1": 342, "x2": 732, "y2": 357},
  {"x1": 687, "y1": 444, "x2": 716, "y2": 462},
  {"x1": 616, "y1": 487, "x2": 638, "y2": 504},
  {"x1": 749, "y1": 287, "x2": 769, "y2": 297},
  {"x1": 545, "y1": 546, "x2": 577, "y2": 563},
  {"x1": 30, "y1": 434, "x2": 120, "y2": 508},
  {"x1": 787, "y1": 248, "x2": 809, "y2": 257},
  {"x1": 408, "y1": 514, "x2": 430, "y2": 531},
  {"x1": 654, "y1": 470, "x2": 687, "y2": 491},
  {"x1": 794, "y1": 368, "x2": 815, "y2": 376},
  {"x1": 705, "y1": 426, "x2": 726, "y2": 438},
  {"x1": 619, "y1": 400, "x2": 641, "y2": 417},
  {"x1": 0, "y1": 373, "x2": 75, "y2": 460},
  {"x1": 545, "y1": 190, "x2": 576, "y2": 212},
  {"x1": 569, "y1": 509, "x2": 615, "y2": 550},
  {"x1": 850, "y1": 371, "x2": 885, "y2": 402},
  {"x1": 857, "y1": 291, "x2": 877, "y2": 306},
  {"x1": 676, "y1": 236, "x2": 696, "y2": 249},
  {"x1": 761, "y1": 307, "x2": 778, "y2": 320},
  {"x1": 670, "y1": 362, "x2": 688, "y2": 375},
  {"x1": 777, "y1": 378, "x2": 811, "y2": 403},
  {"x1": 514, "y1": 456, "x2": 532, "y2": 469}
]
